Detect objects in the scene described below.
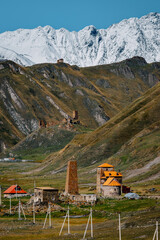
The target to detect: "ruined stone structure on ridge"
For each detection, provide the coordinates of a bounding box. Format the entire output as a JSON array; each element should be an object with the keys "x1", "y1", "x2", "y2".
[
  {"x1": 39, "y1": 119, "x2": 47, "y2": 128},
  {"x1": 65, "y1": 160, "x2": 79, "y2": 195},
  {"x1": 39, "y1": 110, "x2": 80, "y2": 130},
  {"x1": 39, "y1": 119, "x2": 58, "y2": 128},
  {"x1": 73, "y1": 110, "x2": 78, "y2": 120},
  {"x1": 97, "y1": 163, "x2": 122, "y2": 197}
]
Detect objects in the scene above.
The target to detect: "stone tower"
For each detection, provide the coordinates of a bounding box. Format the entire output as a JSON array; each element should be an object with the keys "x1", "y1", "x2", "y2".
[
  {"x1": 73, "y1": 110, "x2": 78, "y2": 120},
  {"x1": 65, "y1": 160, "x2": 79, "y2": 195}
]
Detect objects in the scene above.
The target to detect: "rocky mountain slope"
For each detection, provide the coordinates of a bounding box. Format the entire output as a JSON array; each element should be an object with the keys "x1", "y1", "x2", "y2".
[
  {"x1": 0, "y1": 13, "x2": 160, "y2": 66},
  {"x1": 1, "y1": 57, "x2": 160, "y2": 153}
]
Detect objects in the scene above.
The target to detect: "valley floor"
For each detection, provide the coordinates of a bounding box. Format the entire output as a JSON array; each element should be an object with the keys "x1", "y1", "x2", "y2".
[
  {"x1": 0, "y1": 207, "x2": 160, "y2": 240},
  {"x1": 0, "y1": 160, "x2": 160, "y2": 239}
]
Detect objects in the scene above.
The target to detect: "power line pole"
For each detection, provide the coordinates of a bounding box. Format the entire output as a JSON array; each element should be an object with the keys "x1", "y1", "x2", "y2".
[
  {"x1": 21, "y1": 201, "x2": 26, "y2": 220},
  {"x1": 18, "y1": 199, "x2": 26, "y2": 220},
  {"x1": 153, "y1": 221, "x2": 159, "y2": 240},
  {"x1": 68, "y1": 205, "x2": 70, "y2": 234},
  {"x1": 16, "y1": 184, "x2": 17, "y2": 200},
  {"x1": 119, "y1": 214, "x2": 121, "y2": 240},
  {"x1": 34, "y1": 176, "x2": 36, "y2": 189},
  {"x1": 18, "y1": 199, "x2": 21, "y2": 220},
  {"x1": 33, "y1": 202, "x2": 35, "y2": 224},
  {"x1": 83, "y1": 208, "x2": 93, "y2": 239},
  {"x1": 10, "y1": 197, "x2": 12, "y2": 214},
  {"x1": 43, "y1": 202, "x2": 52, "y2": 229},
  {"x1": 91, "y1": 208, "x2": 93, "y2": 238},
  {"x1": 0, "y1": 185, "x2": 1, "y2": 206},
  {"x1": 49, "y1": 203, "x2": 51, "y2": 228},
  {"x1": 59, "y1": 205, "x2": 70, "y2": 236}
]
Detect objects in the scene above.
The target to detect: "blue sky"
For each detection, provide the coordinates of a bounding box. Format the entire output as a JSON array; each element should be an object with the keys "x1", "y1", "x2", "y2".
[{"x1": 0, "y1": 0, "x2": 160, "y2": 33}]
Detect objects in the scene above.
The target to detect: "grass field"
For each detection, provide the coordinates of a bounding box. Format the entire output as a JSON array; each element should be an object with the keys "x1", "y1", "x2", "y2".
[
  {"x1": 0, "y1": 158, "x2": 160, "y2": 239},
  {"x1": 0, "y1": 198, "x2": 160, "y2": 240}
]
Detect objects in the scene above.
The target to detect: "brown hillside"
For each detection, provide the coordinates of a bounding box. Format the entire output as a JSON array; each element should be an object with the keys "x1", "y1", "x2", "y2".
[{"x1": 0, "y1": 57, "x2": 160, "y2": 152}]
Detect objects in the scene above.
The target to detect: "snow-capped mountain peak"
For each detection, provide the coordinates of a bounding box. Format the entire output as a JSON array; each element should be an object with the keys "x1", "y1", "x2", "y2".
[{"x1": 0, "y1": 12, "x2": 160, "y2": 66}]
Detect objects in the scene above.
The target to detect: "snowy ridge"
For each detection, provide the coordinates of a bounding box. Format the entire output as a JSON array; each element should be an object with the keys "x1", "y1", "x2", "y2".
[
  {"x1": 0, "y1": 46, "x2": 34, "y2": 66},
  {"x1": 0, "y1": 12, "x2": 160, "y2": 66}
]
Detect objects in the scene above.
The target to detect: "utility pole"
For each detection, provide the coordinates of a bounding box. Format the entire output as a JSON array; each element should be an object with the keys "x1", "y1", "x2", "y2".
[
  {"x1": 49, "y1": 203, "x2": 51, "y2": 228},
  {"x1": 33, "y1": 202, "x2": 35, "y2": 224},
  {"x1": 83, "y1": 208, "x2": 93, "y2": 239},
  {"x1": 18, "y1": 199, "x2": 26, "y2": 220},
  {"x1": 10, "y1": 197, "x2": 12, "y2": 214},
  {"x1": 18, "y1": 199, "x2": 21, "y2": 220},
  {"x1": 43, "y1": 202, "x2": 52, "y2": 229},
  {"x1": 21, "y1": 201, "x2": 26, "y2": 220},
  {"x1": 91, "y1": 208, "x2": 93, "y2": 238},
  {"x1": 119, "y1": 214, "x2": 121, "y2": 240},
  {"x1": 34, "y1": 174, "x2": 36, "y2": 189},
  {"x1": 153, "y1": 221, "x2": 159, "y2": 240},
  {"x1": 59, "y1": 205, "x2": 70, "y2": 236},
  {"x1": 16, "y1": 184, "x2": 17, "y2": 200},
  {"x1": 68, "y1": 205, "x2": 70, "y2": 234},
  {"x1": 0, "y1": 185, "x2": 2, "y2": 206}
]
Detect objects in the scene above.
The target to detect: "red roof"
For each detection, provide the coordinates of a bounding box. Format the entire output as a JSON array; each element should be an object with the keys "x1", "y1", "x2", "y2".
[{"x1": 3, "y1": 185, "x2": 27, "y2": 194}]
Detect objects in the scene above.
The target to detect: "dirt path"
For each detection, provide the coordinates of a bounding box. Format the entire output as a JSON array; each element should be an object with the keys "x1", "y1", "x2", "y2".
[
  {"x1": 124, "y1": 156, "x2": 160, "y2": 180},
  {"x1": 21, "y1": 161, "x2": 50, "y2": 175}
]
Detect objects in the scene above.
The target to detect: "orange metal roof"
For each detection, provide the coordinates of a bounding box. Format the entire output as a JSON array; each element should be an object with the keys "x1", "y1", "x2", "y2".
[
  {"x1": 103, "y1": 177, "x2": 114, "y2": 185},
  {"x1": 3, "y1": 185, "x2": 27, "y2": 194},
  {"x1": 103, "y1": 178, "x2": 121, "y2": 186},
  {"x1": 103, "y1": 171, "x2": 123, "y2": 177},
  {"x1": 108, "y1": 180, "x2": 121, "y2": 186},
  {"x1": 98, "y1": 163, "x2": 114, "y2": 168}
]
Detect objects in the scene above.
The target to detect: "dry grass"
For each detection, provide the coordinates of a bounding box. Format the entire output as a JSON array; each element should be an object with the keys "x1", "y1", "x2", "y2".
[{"x1": 0, "y1": 208, "x2": 159, "y2": 240}]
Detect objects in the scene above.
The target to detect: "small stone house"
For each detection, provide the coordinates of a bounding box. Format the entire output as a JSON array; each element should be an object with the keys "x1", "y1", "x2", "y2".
[{"x1": 34, "y1": 187, "x2": 59, "y2": 203}]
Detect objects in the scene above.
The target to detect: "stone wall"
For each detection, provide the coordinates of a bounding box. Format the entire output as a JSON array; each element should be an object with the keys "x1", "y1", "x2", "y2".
[
  {"x1": 101, "y1": 186, "x2": 121, "y2": 197},
  {"x1": 69, "y1": 194, "x2": 97, "y2": 203},
  {"x1": 96, "y1": 168, "x2": 102, "y2": 194}
]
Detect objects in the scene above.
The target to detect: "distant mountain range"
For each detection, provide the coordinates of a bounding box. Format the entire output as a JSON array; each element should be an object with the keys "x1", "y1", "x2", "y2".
[{"x1": 0, "y1": 12, "x2": 160, "y2": 66}]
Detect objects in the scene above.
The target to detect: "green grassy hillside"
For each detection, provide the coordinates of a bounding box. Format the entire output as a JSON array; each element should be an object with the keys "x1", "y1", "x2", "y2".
[
  {"x1": 42, "y1": 81, "x2": 160, "y2": 184},
  {"x1": 6, "y1": 125, "x2": 77, "y2": 161}
]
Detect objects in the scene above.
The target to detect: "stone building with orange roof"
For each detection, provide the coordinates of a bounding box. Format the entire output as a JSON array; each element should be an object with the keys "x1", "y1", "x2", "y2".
[{"x1": 97, "y1": 163, "x2": 122, "y2": 197}]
